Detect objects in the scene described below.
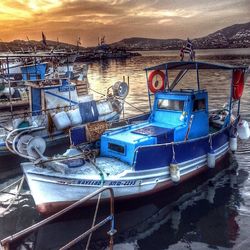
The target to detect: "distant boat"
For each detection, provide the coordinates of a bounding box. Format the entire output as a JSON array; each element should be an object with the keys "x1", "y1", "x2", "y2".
[{"x1": 13, "y1": 60, "x2": 250, "y2": 215}]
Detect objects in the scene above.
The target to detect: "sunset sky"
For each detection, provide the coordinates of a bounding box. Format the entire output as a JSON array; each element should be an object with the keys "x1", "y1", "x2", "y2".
[{"x1": 0, "y1": 0, "x2": 249, "y2": 46}]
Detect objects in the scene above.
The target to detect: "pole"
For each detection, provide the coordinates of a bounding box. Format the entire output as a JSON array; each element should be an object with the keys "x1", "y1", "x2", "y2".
[
  {"x1": 145, "y1": 70, "x2": 152, "y2": 111},
  {"x1": 6, "y1": 57, "x2": 14, "y2": 119},
  {"x1": 196, "y1": 63, "x2": 200, "y2": 90}
]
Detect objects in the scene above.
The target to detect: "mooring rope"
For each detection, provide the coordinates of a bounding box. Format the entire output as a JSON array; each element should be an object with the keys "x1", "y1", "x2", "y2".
[
  {"x1": 123, "y1": 99, "x2": 147, "y2": 114},
  {"x1": 0, "y1": 175, "x2": 25, "y2": 216},
  {"x1": 89, "y1": 87, "x2": 106, "y2": 97},
  {"x1": 0, "y1": 176, "x2": 24, "y2": 194}
]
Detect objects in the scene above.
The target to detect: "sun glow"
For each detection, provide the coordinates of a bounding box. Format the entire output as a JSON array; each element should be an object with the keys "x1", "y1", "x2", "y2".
[
  {"x1": 0, "y1": 0, "x2": 62, "y2": 21},
  {"x1": 27, "y1": 0, "x2": 62, "y2": 11}
]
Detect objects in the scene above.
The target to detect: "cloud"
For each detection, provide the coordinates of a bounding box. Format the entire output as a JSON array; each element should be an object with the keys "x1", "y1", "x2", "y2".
[{"x1": 0, "y1": 0, "x2": 249, "y2": 45}]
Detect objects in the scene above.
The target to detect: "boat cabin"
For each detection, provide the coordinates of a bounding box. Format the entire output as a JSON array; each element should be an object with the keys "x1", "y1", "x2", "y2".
[{"x1": 101, "y1": 89, "x2": 209, "y2": 165}]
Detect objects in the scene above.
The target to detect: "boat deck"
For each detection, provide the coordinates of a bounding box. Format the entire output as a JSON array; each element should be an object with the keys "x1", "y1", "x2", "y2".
[{"x1": 23, "y1": 157, "x2": 132, "y2": 179}]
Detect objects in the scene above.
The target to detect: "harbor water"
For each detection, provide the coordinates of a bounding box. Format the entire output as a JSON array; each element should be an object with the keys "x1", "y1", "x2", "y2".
[{"x1": 0, "y1": 48, "x2": 250, "y2": 249}]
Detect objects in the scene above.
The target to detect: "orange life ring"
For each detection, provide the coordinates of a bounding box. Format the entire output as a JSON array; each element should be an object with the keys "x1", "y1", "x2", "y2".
[
  {"x1": 232, "y1": 69, "x2": 244, "y2": 100},
  {"x1": 148, "y1": 70, "x2": 165, "y2": 93}
]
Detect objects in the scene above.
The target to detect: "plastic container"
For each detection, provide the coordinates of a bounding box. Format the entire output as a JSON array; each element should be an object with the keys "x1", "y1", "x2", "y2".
[
  {"x1": 78, "y1": 94, "x2": 93, "y2": 103},
  {"x1": 67, "y1": 109, "x2": 82, "y2": 126},
  {"x1": 52, "y1": 111, "x2": 71, "y2": 130},
  {"x1": 1, "y1": 87, "x2": 15, "y2": 97},
  {"x1": 97, "y1": 101, "x2": 113, "y2": 115}
]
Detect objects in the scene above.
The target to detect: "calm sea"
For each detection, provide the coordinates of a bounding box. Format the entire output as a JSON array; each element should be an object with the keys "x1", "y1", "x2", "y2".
[{"x1": 0, "y1": 48, "x2": 250, "y2": 249}]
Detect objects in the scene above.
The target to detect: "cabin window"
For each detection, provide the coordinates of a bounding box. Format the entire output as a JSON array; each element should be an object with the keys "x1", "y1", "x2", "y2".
[
  {"x1": 108, "y1": 143, "x2": 125, "y2": 154},
  {"x1": 193, "y1": 99, "x2": 206, "y2": 112},
  {"x1": 157, "y1": 99, "x2": 184, "y2": 111}
]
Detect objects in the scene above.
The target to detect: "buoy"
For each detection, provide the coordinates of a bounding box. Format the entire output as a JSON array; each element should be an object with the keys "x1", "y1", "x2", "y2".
[
  {"x1": 207, "y1": 148, "x2": 216, "y2": 168},
  {"x1": 148, "y1": 70, "x2": 165, "y2": 93},
  {"x1": 232, "y1": 69, "x2": 244, "y2": 100},
  {"x1": 230, "y1": 136, "x2": 237, "y2": 152},
  {"x1": 237, "y1": 120, "x2": 250, "y2": 140},
  {"x1": 169, "y1": 162, "x2": 180, "y2": 182}
]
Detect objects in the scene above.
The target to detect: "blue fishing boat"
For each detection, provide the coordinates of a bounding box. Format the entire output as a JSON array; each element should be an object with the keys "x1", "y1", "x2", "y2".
[{"x1": 18, "y1": 60, "x2": 249, "y2": 215}]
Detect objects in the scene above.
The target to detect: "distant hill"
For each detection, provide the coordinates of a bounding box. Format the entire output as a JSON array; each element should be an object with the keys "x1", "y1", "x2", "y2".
[
  {"x1": 0, "y1": 39, "x2": 80, "y2": 52},
  {"x1": 111, "y1": 22, "x2": 250, "y2": 50},
  {"x1": 1, "y1": 22, "x2": 250, "y2": 52}
]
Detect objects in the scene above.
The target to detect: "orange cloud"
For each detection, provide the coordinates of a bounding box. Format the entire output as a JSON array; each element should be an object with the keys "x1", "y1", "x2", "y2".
[{"x1": 0, "y1": 0, "x2": 249, "y2": 46}]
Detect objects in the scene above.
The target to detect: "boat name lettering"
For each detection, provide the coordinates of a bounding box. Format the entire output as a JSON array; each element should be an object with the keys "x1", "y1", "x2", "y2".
[
  {"x1": 60, "y1": 179, "x2": 137, "y2": 186},
  {"x1": 109, "y1": 180, "x2": 136, "y2": 186},
  {"x1": 76, "y1": 180, "x2": 102, "y2": 185}
]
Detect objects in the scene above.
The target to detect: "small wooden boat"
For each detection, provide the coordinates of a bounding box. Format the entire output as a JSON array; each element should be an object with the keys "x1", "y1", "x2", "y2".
[
  {"x1": 0, "y1": 56, "x2": 129, "y2": 157},
  {"x1": 16, "y1": 60, "x2": 249, "y2": 215}
]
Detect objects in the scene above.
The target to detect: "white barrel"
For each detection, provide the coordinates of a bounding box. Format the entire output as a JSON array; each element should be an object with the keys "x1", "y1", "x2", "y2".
[
  {"x1": 0, "y1": 87, "x2": 15, "y2": 97},
  {"x1": 230, "y1": 137, "x2": 237, "y2": 152},
  {"x1": 97, "y1": 101, "x2": 113, "y2": 115},
  {"x1": 237, "y1": 120, "x2": 250, "y2": 140},
  {"x1": 207, "y1": 149, "x2": 216, "y2": 168},
  {"x1": 169, "y1": 163, "x2": 180, "y2": 182},
  {"x1": 52, "y1": 111, "x2": 71, "y2": 130},
  {"x1": 78, "y1": 94, "x2": 93, "y2": 103},
  {"x1": 67, "y1": 109, "x2": 82, "y2": 126}
]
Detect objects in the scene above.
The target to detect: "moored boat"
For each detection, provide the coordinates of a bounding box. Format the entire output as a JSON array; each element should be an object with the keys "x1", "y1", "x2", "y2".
[
  {"x1": 16, "y1": 60, "x2": 249, "y2": 215},
  {"x1": 0, "y1": 54, "x2": 129, "y2": 157}
]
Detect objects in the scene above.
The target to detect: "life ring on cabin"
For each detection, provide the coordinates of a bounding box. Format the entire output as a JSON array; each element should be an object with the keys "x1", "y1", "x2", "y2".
[
  {"x1": 232, "y1": 70, "x2": 244, "y2": 100},
  {"x1": 148, "y1": 70, "x2": 165, "y2": 93}
]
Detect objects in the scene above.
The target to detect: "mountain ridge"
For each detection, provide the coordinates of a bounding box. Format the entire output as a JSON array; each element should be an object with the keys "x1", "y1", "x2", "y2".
[
  {"x1": 0, "y1": 22, "x2": 249, "y2": 52},
  {"x1": 111, "y1": 22, "x2": 250, "y2": 50}
]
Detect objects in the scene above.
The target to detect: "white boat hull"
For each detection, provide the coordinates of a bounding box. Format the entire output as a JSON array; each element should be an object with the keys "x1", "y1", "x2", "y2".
[{"x1": 22, "y1": 142, "x2": 229, "y2": 215}]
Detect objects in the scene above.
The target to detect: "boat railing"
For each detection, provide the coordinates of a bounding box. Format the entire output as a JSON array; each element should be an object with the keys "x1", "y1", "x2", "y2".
[
  {"x1": 0, "y1": 103, "x2": 79, "y2": 124},
  {"x1": 0, "y1": 186, "x2": 116, "y2": 250}
]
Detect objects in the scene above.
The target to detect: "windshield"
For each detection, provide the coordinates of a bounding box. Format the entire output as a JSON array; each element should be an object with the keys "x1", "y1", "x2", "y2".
[{"x1": 157, "y1": 99, "x2": 184, "y2": 111}]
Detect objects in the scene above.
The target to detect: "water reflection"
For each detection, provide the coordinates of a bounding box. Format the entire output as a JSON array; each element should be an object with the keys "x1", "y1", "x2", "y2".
[{"x1": 5, "y1": 155, "x2": 244, "y2": 250}]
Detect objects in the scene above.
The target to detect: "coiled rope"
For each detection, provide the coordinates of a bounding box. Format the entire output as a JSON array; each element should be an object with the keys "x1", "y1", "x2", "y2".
[{"x1": 0, "y1": 175, "x2": 25, "y2": 216}]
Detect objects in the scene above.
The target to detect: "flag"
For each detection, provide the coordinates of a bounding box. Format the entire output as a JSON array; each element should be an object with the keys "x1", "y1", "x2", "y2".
[
  {"x1": 42, "y1": 32, "x2": 47, "y2": 46},
  {"x1": 180, "y1": 38, "x2": 195, "y2": 61},
  {"x1": 77, "y1": 37, "x2": 81, "y2": 46}
]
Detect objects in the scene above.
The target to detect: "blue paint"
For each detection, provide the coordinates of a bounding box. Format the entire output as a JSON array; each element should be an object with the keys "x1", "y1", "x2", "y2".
[
  {"x1": 31, "y1": 88, "x2": 42, "y2": 115},
  {"x1": 79, "y1": 101, "x2": 99, "y2": 123},
  {"x1": 21, "y1": 63, "x2": 47, "y2": 80},
  {"x1": 69, "y1": 126, "x2": 87, "y2": 146},
  {"x1": 44, "y1": 90, "x2": 78, "y2": 105}
]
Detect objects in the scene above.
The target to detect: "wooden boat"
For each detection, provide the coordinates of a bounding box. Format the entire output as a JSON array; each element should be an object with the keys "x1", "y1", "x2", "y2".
[
  {"x1": 0, "y1": 53, "x2": 87, "y2": 112},
  {"x1": 0, "y1": 56, "x2": 129, "y2": 157},
  {"x1": 16, "y1": 60, "x2": 249, "y2": 215}
]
